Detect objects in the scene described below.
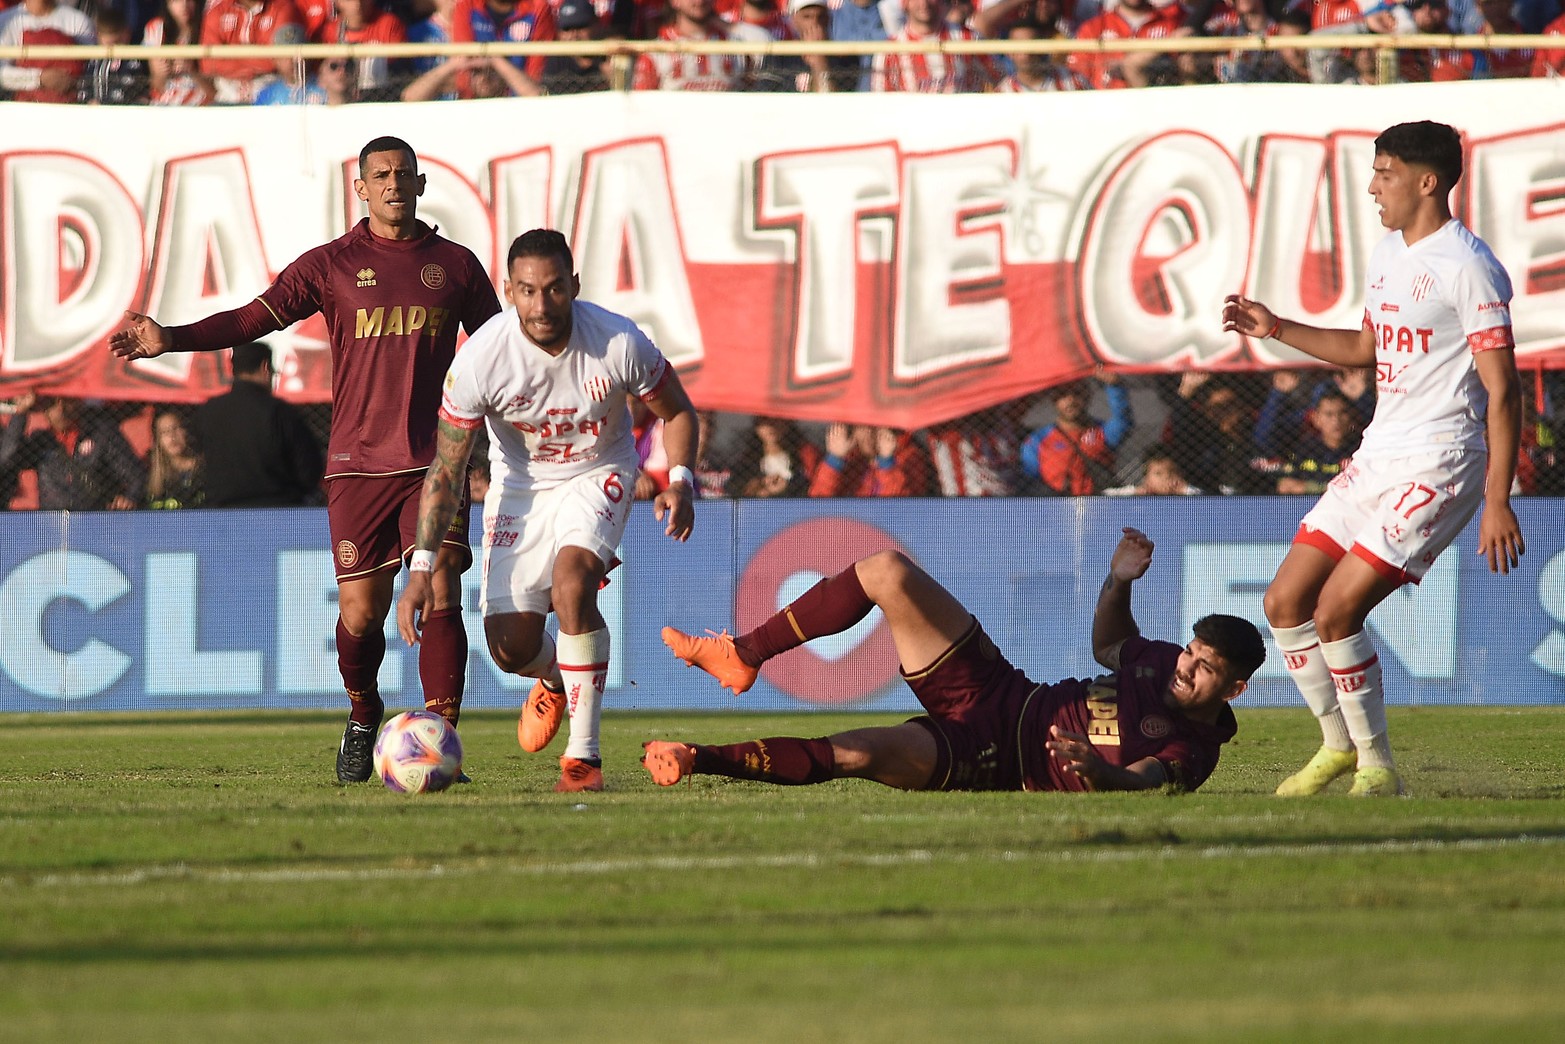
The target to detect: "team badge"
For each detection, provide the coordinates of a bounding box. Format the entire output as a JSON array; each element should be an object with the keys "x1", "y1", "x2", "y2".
[
  {"x1": 1411, "y1": 273, "x2": 1434, "y2": 301},
  {"x1": 336, "y1": 540, "x2": 359, "y2": 569},
  {"x1": 585, "y1": 376, "x2": 611, "y2": 403},
  {"x1": 1140, "y1": 715, "x2": 1172, "y2": 739},
  {"x1": 421, "y1": 264, "x2": 447, "y2": 290}
]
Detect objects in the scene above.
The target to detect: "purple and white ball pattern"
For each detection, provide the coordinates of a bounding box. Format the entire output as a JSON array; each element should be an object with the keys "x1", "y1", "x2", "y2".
[{"x1": 372, "y1": 711, "x2": 464, "y2": 793}]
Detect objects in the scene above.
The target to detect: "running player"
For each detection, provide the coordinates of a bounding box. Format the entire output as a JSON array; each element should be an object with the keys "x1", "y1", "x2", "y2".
[
  {"x1": 397, "y1": 228, "x2": 698, "y2": 793},
  {"x1": 649, "y1": 528, "x2": 1265, "y2": 794},
  {"x1": 109, "y1": 136, "x2": 501, "y2": 784},
  {"x1": 1223, "y1": 120, "x2": 1524, "y2": 797}
]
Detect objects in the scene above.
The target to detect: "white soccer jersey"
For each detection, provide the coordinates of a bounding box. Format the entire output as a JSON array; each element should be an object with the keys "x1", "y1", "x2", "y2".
[
  {"x1": 1358, "y1": 218, "x2": 1514, "y2": 457},
  {"x1": 439, "y1": 300, "x2": 671, "y2": 492}
]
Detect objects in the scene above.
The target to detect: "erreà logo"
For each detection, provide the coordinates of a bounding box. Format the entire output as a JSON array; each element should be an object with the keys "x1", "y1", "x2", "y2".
[{"x1": 356, "y1": 268, "x2": 376, "y2": 287}]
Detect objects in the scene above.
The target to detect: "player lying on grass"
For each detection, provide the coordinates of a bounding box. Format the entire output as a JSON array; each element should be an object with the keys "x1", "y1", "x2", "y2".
[{"x1": 647, "y1": 527, "x2": 1266, "y2": 793}]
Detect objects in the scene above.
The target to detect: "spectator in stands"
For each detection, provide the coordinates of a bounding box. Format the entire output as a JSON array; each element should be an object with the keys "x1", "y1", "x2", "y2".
[
  {"x1": 925, "y1": 400, "x2": 1027, "y2": 497},
  {"x1": 1470, "y1": 0, "x2": 1534, "y2": 78},
  {"x1": 193, "y1": 342, "x2": 325, "y2": 507},
  {"x1": 200, "y1": 0, "x2": 306, "y2": 104},
  {"x1": 0, "y1": 393, "x2": 145, "y2": 511},
  {"x1": 320, "y1": 0, "x2": 408, "y2": 98},
  {"x1": 401, "y1": 52, "x2": 544, "y2": 97},
  {"x1": 1271, "y1": 388, "x2": 1361, "y2": 496},
  {"x1": 1070, "y1": 0, "x2": 1188, "y2": 89},
  {"x1": 1163, "y1": 372, "x2": 1269, "y2": 495},
  {"x1": 406, "y1": 0, "x2": 457, "y2": 74},
  {"x1": 145, "y1": 409, "x2": 204, "y2": 510},
  {"x1": 995, "y1": 19, "x2": 1091, "y2": 90},
  {"x1": 830, "y1": 0, "x2": 893, "y2": 90},
  {"x1": 256, "y1": 53, "x2": 360, "y2": 103},
  {"x1": 693, "y1": 410, "x2": 738, "y2": 498},
  {"x1": 809, "y1": 423, "x2": 931, "y2": 496},
  {"x1": 1396, "y1": 0, "x2": 1476, "y2": 82},
  {"x1": 79, "y1": 6, "x2": 149, "y2": 104},
  {"x1": 1254, "y1": 367, "x2": 1374, "y2": 460},
  {"x1": 1104, "y1": 443, "x2": 1203, "y2": 496},
  {"x1": 0, "y1": 0, "x2": 94, "y2": 104},
  {"x1": 871, "y1": 0, "x2": 998, "y2": 92},
  {"x1": 451, "y1": 0, "x2": 557, "y2": 90},
  {"x1": 541, "y1": 0, "x2": 613, "y2": 93},
  {"x1": 1305, "y1": 0, "x2": 1377, "y2": 84},
  {"x1": 758, "y1": 0, "x2": 856, "y2": 91},
  {"x1": 634, "y1": 0, "x2": 763, "y2": 90},
  {"x1": 1534, "y1": 7, "x2": 1565, "y2": 76},
  {"x1": 144, "y1": 0, "x2": 213, "y2": 106},
  {"x1": 734, "y1": 415, "x2": 819, "y2": 497},
  {"x1": 1021, "y1": 374, "x2": 1132, "y2": 496},
  {"x1": 1204, "y1": 0, "x2": 1307, "y2": 84}
]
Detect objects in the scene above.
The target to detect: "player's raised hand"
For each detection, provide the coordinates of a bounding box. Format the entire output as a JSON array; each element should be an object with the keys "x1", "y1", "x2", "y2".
[
  {"x1": 1109, "y1": 526, "x2": 1154, "y2": 583},
  {"x1": 1477, "y1": 501, "x2": 1525, "y2": 575},
  {"x1": 1222, "y1": 294, "x2": 1276, "y2": 340},
  {"x1": 654, "y1": 482, "x2": 694, "y2": 542},
  {"x1": 396, "y1": 571, "x2": 435, "y2": 645},
  {"x1": 108, "y1": 311, "x2": 172, "y2": 361}
]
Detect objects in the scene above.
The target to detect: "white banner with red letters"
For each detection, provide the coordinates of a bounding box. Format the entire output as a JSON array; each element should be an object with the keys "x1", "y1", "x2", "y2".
[{"x1": 2, "y1": 79, "x2": 1563, "y2": 427}]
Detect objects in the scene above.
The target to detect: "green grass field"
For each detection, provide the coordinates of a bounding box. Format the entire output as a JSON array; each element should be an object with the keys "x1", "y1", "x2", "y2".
[{"x1": 3, "y1": 707, "x2": 1564, "y2": 1043}]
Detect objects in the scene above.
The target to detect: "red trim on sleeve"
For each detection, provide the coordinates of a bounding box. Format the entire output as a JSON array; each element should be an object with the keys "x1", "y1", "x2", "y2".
[
  {"x1": 1468, "y1": 326, "x2": 1515, "y2": 354},
  {"x1": 638, "y1": 359, "x2": 672, "y2": 402},
  {"x1": 1349, "y1": 543, "x2": 1418, "y2": 587},
  {"x1": 1292, "y1": 523, "x2": 1346, "y2": 560},
  {"x1": 438, "y1": 405, "x2": 484, "y2": 430}
]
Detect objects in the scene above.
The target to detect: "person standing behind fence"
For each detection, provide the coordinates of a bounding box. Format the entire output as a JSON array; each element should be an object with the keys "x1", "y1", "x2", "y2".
[
  {"x1": 1224, "y1": 120, "x2": 1524, "y2": 798},
  {"x1": 145, "y1": 409, "x2": 204, "y2": 509},
  {"x1": 1021, "y1": 374, "x2": 1131, "y2": 496},
  {"x1": 193, "y1": 342, "x2": 323, "y2": 508},
  {"x1": 109, "y1": 137, "x2": 501, "y2": 785},
  {"x1": 0, "y1": 394, "x2": 145, "y2": 511}
]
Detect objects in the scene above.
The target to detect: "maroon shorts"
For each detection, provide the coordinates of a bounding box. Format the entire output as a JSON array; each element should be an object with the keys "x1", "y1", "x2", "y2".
[
  {"x1": 326, "y1": 472, "x2": 472, "y2": 583},
  {"x1": 905, "y1": 618, "x2": 1043, "y2": 792}
]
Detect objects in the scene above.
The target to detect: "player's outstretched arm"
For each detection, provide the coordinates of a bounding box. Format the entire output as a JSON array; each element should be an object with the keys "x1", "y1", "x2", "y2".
[
  {"x1": 107, "y1": 311, "x2": 173, "y2": 361},
  {"x1": 1222, "y1": 294, "x2": 1372, "y2": 368},
  {"x1": 647, "y1": 371, "x2": 698, "y2": 542},
  {"x1": 397, "y1": 419, "x2": 478, "y2": 645},
  {"x1": 1092, "y1": 526, "x2": 1152, "y2": 666},
  {"x1": 1475, "y1": 348, "x2": 1526, "y2": 574}
]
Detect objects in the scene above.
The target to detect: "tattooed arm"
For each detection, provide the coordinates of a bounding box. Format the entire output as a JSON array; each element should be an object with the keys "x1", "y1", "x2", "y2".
[{"x1": 397, "y1": 419, "x2": 480, "y2": 645}]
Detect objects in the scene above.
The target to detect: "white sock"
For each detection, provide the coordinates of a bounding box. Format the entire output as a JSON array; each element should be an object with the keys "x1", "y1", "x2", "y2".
[
  {"x1": 514, "y1": 631, "x2": 562, "y2": 690},
  {"x1": 1270, "y1": 620, "x2": 1353, "y2": 752},
  {"x1": 1320, "y1": 630, "x2": 1395, "y2": 771},
  {"x1": 557, "y1": 628, "x2": 609, "y2": 762}
]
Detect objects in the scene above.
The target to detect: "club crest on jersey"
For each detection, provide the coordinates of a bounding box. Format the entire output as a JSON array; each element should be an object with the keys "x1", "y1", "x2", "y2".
[
  {"x1": 1140, "y1": 715, "x2": 1171, "y2": 740},
  {"x1": 356, "y1": 268, "x2": 376, "y2": 287},
  {"x1": 421, "y1": 264, "x2": 447, "y2": 290},
  {"x1": 1411, "y1": 273, "x2": 1434, "y2": 301},
  {"x1": 504, "y1": 394, "x2": 534, "y2": 411},
  {"x1": 584, "y1": 376, "x2": 611, "y2": 402},
  {"x1": 336, "y1": 540, "x2": 359, "y2": 568}
]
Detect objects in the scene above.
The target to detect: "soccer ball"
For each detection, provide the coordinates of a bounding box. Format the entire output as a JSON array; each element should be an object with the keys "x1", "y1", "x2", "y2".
[{"x1": 372, "y1": 711, "x2": 464, "y2": 794}]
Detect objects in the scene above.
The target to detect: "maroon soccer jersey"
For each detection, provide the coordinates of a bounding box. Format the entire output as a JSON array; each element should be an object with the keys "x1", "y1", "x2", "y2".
[
  {"x1": 1020, "y1": 636, "x2": 1238, "y2": 793},
  {"x1": 256, "y1": 218, "x2": 499, "y2": 476}
]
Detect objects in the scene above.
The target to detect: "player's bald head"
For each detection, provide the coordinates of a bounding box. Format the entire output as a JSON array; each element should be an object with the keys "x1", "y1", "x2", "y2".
[{"x1": 358, "y1": 136, "x2": 418, "y2": 178}]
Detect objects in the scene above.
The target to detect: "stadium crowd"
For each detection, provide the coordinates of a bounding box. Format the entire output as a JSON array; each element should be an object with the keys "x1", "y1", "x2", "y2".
[
  {"x1": 2, "y1": 0, "x2": 1565, "y2": 104},
  {"x1": 5, "y1": 364, "x2": 1562, "y2": 509}
]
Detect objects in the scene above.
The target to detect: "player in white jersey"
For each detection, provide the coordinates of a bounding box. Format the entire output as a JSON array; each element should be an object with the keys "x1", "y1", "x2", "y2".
[
  {"x1": 1222, "y1": 120, "x2": 1524, "y2": 798},
  {"x1": 397, "y1": 229, "x2": 698, "y2": 793}
]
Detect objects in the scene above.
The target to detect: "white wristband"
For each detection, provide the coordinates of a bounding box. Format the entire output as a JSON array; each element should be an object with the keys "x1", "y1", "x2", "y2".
[
  {"x1": 409, "y1": 549, "x2": 436, "y2": 574},
  {"x1": 667, "y1": 465, "x2": 696, "y2": 490}
]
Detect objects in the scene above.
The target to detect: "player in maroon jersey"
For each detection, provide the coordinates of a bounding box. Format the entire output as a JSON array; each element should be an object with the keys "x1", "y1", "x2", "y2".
[
  {"x1": 108, "y1": 136, "x2": 502, "y2": 784},
  {"x1": 648, "y1": 527, "x2": 1265, "y2": 794}
]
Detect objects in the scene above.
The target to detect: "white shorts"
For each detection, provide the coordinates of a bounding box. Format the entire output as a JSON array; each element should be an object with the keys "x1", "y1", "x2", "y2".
[
  {"x1": 1295, "y1": 447, "x2": 1486, "y2": 586},
  {"x1": 480, "y1": 463, "x2": 635, "y2": 616}
]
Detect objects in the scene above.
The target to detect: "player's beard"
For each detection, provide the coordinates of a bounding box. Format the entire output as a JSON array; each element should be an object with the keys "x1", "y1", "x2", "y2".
[{"x1": 523, "y1": 313, "x2": 572, "y2": 350}]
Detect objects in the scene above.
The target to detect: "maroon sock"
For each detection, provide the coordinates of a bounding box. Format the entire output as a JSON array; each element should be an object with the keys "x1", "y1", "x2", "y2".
[
  {"x1": 735, "y1": 563, "x2": 873, "y2": 665},
  {"x1": 691, "y1": 737, "x2": 836, "y2": 785},
  {"x1": 418, "y1": 607, "x2": 468, "y2": 726},
  {"x1": 337, "y1": 617, "x2": 385, "y2": 726}
]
